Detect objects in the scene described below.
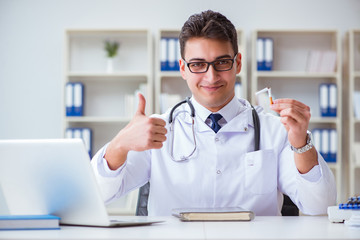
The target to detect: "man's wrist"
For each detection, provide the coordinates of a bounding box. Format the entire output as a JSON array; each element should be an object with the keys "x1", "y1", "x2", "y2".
[{"x1": 290, "y1": 131, "x2": 314, "y2": 154}]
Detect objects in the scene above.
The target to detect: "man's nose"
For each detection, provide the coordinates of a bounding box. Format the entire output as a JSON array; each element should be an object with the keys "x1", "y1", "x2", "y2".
[{"x1": 204, "y1": 64, "x2": 220, "y2": 82}]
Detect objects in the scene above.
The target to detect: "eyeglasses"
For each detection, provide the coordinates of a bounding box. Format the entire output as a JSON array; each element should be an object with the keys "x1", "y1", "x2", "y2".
[{"x1": 184, "y1": 54, "x2": 237, "y2": 73}]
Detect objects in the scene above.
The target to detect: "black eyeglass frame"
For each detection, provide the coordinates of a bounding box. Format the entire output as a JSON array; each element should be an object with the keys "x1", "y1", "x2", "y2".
[{"x1": 183, "y1": 54, "x2": 238, "y2": 74}]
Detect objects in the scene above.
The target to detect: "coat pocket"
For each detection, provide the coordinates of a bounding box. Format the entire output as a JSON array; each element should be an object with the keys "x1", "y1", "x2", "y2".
[{"x1": 244, "y1": 149, "x2": 277, "y2": 195}]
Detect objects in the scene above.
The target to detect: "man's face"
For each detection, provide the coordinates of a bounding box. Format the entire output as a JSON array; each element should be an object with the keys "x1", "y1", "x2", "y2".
[{"x1": 180, "y1": 37, "x2": 241, "y2": 112}]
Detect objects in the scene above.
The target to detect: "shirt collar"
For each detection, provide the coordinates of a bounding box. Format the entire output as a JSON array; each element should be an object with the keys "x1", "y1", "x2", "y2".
[
  {"x1": 189, "y1": 96, "x2": 254, "y2": 133},
  {"x1": 190, "y1": 96, "x2": 247, "y2": 122}
]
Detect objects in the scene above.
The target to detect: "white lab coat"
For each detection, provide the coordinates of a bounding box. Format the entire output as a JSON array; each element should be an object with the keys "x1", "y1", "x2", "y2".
[{"x1": 91, "y1": 97, "x2": 336, "y2": 216}]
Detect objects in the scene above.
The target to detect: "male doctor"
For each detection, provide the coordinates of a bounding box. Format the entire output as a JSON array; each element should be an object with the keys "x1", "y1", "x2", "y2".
[{"x1": 91, "y1": 10, "x2": 336, "y2": 216}]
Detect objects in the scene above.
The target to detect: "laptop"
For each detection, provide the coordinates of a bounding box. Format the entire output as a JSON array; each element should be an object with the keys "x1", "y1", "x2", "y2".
[{"x1": 0, "y1": 139, "x2": 162, "y2": 227}]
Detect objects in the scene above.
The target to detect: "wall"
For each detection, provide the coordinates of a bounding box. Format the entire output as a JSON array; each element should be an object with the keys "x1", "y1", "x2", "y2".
[{"x1": 0, "y1": 0, "x2": 360, "y2": 139}]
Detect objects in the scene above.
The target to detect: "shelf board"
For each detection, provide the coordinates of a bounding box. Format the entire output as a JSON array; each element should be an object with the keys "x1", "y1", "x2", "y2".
[
  {"x1": 354, "y1": 71, "x2": 360, "y2": 78},
  {"x1": 310, "y1": 117, "x2": 338, "y2": 124},
  {"x1": 255, "y1": 71, "x2": 337, "y2": 78},
  {"x1": 327, "y1": 162, "x2": 339, "y2": 170},
  {"x1": 65, "y1": 116, "x2": 131, "y2": 123},
  {"x1": 67, "y1": 72, "x2": 148, "y2": 78},
  {"x1": 159, "y1": 71, "x2": 181, "y2": 77}
]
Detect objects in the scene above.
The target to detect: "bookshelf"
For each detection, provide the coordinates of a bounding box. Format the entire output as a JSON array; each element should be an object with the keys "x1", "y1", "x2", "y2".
[
  {"x1": 63, "y1": 29, "x2": 153, "y2": 215},
  {"x1": 348, "y1": 29, "x2": 360, "y2": 197},
  {"x1": 251, "y1": 30, "x2": 343, "y2": 202},
  {"x1": 155, "y1": 29, "x2": 247, "y2": 114}
]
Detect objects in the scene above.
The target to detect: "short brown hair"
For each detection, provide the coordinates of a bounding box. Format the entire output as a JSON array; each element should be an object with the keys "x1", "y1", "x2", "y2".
[{"x1": 179, "y1": 10, "x2": 238, "y2": 59}]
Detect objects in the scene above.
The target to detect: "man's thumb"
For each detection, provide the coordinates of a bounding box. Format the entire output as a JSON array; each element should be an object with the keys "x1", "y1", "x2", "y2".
[{"x1": 136, "y1": 93, "x2": 146, "y2": 115}]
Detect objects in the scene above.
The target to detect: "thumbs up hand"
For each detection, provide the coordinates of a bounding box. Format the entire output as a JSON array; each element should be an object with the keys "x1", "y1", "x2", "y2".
[{"x1": 104, "y1": 93, "x2": 167, "y2": 170}]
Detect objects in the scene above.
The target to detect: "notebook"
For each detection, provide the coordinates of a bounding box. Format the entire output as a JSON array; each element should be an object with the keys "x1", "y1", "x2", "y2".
[
  {"x1": 0, "y1": 139, "x2": 162, "y2": 227},
  {"x1": 172, "y1": 207, "x2": 255, "y2": 221}
]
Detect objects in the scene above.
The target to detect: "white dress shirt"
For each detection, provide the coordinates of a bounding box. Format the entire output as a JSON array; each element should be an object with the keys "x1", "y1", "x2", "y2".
[{"x1": 91, "y1": 97, "x2": 336, "y2": 216}]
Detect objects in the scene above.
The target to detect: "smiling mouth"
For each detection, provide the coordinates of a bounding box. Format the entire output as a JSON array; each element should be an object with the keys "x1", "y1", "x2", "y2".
[{"x1": 202, "y1": 85, "x2": 223, "y2": 92}]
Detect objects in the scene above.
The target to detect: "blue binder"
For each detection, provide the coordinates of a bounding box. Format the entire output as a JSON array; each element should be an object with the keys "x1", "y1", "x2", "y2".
[
  {"x1": 328, "y1": 83, "x2": 337, "y2": 117},
  {"x1": 319, "y1": 83, "x2": 329, "y2": 117},
  {"x1": 320, "y1": 128, "x2": 330, "y2": 162},
  {"x1": 168, "y1": 38, "x2": 177, "y2": 71},
  {"x1": 65, "y1": 127, "x2": 92, "y2": 157},
  {"x1": 160, "y1": 37, "x2": 168, "y2": 71},
  {"x1": 328, "y1": 129, "x2": 337, "y2": 163},
  {"x1": 73, "y1": 83, "x2": 84, "y2": 116},
  {"x1": 65, "y1": 83, "x2": 74, "y2": 116},
  {"x1": 65, "y1": 82, "x2": 84, "y2": 117},
  {"x1": 175, "y1": 38, "x2": 180, "y2": 71},
  {"x1": 256, "y1": 38, "x2": 265, "y2": 71},
  {"x1": 264, "y1": 38, "x2": 273, "y2": 71}
]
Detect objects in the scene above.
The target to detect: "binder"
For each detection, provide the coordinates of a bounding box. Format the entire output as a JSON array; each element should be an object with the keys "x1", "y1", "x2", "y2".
[
  {"x1": 329, "y1": 129, "x2": 337, "y2": 163},
  {"x1": 82, "y1": 128, "x2": 92, "y2": 156},
  {"x1": 65, "y1": 83, "x2": 74, "y2": 116},
  {"x1": 175, "y1": 38, "x2": 180, "y2": 71},
  {"x1": 328, "y1": 83, "x2": 337, "y2": 117},
  {"x1": 354, "y1": 91, "x2": 360, "y2": 118},
  {"x1": 65, "y1": 128, "x2": 92, "y2": 157},
  {"x1": 312, "y1": 128, "x2": 321, "y2": 151},
  {"x1": 160, "y1": 37, "x2": 168, "y2": 71},
  {"x1": 73, "y1": 128, "x2": 82, "y2": 139},
  {"x1": 256, "y1": 38, "x2": 265, "y2": 71},
  {"x1": 321, "y1": 129, "x2": 329, "y2": 162},
  {"x1": 319, "y1": 83, "x2": 329, "y2": 117},
  {"x1": 235, "y1": 82, "x2": 242, "y2": 99},
  {"x1": 73, "y1": 83, "x2": 84, "y2": 116},
  {"x1": 264, "y1": 38, "x2": 273, "y2": 71},
  {"x1": 168, "y1": 38, "x2": 177, "y2": 71}
]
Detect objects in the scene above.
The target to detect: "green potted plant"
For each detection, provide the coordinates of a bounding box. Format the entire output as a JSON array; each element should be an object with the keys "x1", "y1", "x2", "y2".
[{"x1": 104, "y1": 40, "x2": 119, "y2": 73}]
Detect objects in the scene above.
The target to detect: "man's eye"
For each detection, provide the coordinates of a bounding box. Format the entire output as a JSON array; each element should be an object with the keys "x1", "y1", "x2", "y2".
[
  {"x1": 190, "y1": 62, "x2": 206, "y2": 68},
  {"x1": 216, "y1": 60, "x2": 231, "y2": 65}
]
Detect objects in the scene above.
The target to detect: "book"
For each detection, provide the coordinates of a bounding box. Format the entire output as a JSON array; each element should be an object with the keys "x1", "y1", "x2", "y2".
[
  {"x1": 172, "y1": 207, "x2": 255, "y2": 221},
  {"x1": 0, "y1": 215, "x2": 60, "y2": 230}
]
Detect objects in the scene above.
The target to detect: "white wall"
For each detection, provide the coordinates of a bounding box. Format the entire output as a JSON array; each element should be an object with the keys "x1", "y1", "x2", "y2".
[{"x1": 0, "y1": 0, "x2": 359, "y2": 139}]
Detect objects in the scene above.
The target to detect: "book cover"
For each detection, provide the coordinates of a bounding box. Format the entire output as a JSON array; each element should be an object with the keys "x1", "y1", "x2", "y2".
[
  {"x1": 0, "y1": 215, "x2": 60, "y2": 230},
  {"x1": 172, "y1": 207, "x2": 255, "y2": 221}
]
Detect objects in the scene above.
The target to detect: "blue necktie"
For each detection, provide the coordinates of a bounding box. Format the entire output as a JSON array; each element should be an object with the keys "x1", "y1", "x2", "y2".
[{"x1": 209, "y1": 113, "x2": 222, "y2": 133}]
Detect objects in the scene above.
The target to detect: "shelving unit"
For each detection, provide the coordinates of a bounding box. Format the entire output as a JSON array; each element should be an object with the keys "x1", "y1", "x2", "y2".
[
  {"x1": 348, "y1": 29, "x2": 360, "y2": 197},
  {"x1": 155, "y1": 29, "x2": 247, "y2": 114},
  {"x1": 63, "y1": 29, "x2": 153, "y2": 215},
  {"x1": 251, "y1": 30, "x2": 343, "y2": 202}
]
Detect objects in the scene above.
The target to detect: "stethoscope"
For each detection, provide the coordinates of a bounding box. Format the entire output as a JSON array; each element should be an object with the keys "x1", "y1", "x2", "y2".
[{"x1": 168, "y1": 97, "x2": 261, "y2": 162}]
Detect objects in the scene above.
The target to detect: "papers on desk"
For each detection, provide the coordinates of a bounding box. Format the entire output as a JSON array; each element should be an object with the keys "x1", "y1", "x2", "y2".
[
  {"x1": 172, "y1": 207, "x2": 255, "y2": 221},
  {"x1": 0, "y1": 215, "x2": 60, "y2": 230}
]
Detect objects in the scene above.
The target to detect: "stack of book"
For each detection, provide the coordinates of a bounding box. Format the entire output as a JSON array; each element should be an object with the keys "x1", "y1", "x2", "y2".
[
  {"x1": 0, "y1": 215, "x2": 60, "y2": 231},
  {"x1": 306, "y1": 50, "x2": 337, "y2": 73}
]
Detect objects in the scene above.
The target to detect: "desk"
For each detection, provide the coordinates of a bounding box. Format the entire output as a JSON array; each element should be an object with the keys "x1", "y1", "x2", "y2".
[{"x1": 1, "y1": 216, "x2": 359, "y2": 240}]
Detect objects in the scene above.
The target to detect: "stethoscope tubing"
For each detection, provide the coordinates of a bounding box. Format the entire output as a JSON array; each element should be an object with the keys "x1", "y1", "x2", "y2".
[{"x1": 168, "y1": 97, "x2": 260, "y2": 161}]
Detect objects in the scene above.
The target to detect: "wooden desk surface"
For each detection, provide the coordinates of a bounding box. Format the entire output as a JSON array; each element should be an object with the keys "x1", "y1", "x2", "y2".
[{"x1": 1, "y1": 216, "x2": 359, "y2": 240}]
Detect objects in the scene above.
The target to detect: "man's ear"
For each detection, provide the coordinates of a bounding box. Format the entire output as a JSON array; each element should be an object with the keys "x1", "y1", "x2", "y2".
[
  {"x1": 235, "y1": 53, "x2": 242, "y2": 74},
  {"x1": 179, "y1": 59, "x2": 187, "y2": 80}
]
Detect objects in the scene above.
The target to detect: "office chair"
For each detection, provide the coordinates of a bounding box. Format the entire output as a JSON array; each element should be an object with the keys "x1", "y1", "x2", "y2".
[
  {"x1": 136, "y1": 182, "x2": 151, "y2": 216},
  {"x1": 135, "y1": 182, "x2": 299, "y2": 216}
]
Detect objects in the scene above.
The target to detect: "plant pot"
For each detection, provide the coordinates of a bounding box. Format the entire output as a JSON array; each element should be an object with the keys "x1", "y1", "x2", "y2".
[{"x1": 106, "y1": 58, "x2": 114, "y2": 73}]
